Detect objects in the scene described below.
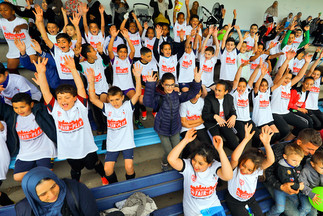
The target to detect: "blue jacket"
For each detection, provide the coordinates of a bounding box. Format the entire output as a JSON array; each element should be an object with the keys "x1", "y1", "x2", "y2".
[
  {"x1": 0, "y1": 102, "x2": 57, "y2": 156},
  {"x1": 143, "y1": 80, "x2": 201, "y2": 136},
  {"x1": 20, "y1": 52, "x2": 60, "y2": 89},
  {"x1": 15, "y1": 179, "x2": 99, "y2": 216}
]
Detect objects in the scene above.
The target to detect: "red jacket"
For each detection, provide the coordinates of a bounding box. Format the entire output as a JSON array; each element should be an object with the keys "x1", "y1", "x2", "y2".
[{"x1": 288, "y1": 87, "x2": 309, "y2": 110}]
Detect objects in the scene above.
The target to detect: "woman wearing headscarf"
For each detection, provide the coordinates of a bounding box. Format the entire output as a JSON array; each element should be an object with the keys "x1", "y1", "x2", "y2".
[
  {"x1": 15, "y1": 167, "x2": 99, "y2": 216},
  {"x1": 264, "y1": 1, "x2": 278, "y2": 24}
]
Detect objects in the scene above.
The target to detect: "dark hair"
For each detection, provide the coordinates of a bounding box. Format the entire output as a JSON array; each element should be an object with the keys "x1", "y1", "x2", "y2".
[
  {"x1": 217, "y1": 80, "x2": 229, "y2": 91},
  {"x1": 238, "y1": 148, "x2": 266, "y2": 172},
  {"x1": 56, "y1": 33, "x2": 71, "y2": 43},
  {"x1": 81, "y1": 43, "x2": 92, "y2": 59},
  {"x1": 314, "y1": 66, "x2": 322, "y2": 75},
  {"x1": 145, "y1": 27, "x2": 155, "y2": 37},
  {"x1": 190, "y1": 14, "x2": 199, "y2": 22},
  {"x1": 258, "y1": 42, "x2": 264, "y2": 48},
  {"x1": 289, "y1": 30, "x2": 296, "y2": 36},
  {"x1": 88, "y1": 21, "x2": 99, "y2": 28},
  {"x1": 36, "y1": 177, "x2": 52, "y2": 187},
  {"x1": 250, "y1": 24, "x2": 258, "y2": 29},
  {"x1": 55, "y1": 84, "x2": 77, "y2": 97},
  {"x1": 311, "y1": 150, "x2": 323, "y2": 164},
  {"x1": 117, "y1": 44, "x2": 128, "y2": 52},
  {"x1": 261, "y1": 78, "x2": 268, "y2": 85},
  {"x1": 239, "y1": 77, "x2": 248, "y2": 85},
  {"x1": 298, "y1": 128, "x2": 322, "y2": 147},
  {"x1": 0, "y1": 2, "x2": 15, "y2": 11},
  {"x1": 303, "y1": 76, "x2": 315, "y2": 83},
  {"x1": 177, "y1": 12, "x2": 185, "y2": 19},
  {"x1": 107, "y1": 86, "x2": 123, "y2": 96},
  {"x1": 140, "y1": 47, "x2": 152, "y2": 56},
  {"x1": 161, "y1": 72, "x2": 175, "y2": 83},
  {"x1": 296, "y1": 28, "x2": 303, "y2": 32},
  {"x1": 66, "y1": 23, "x2": 76, "y2": 29},
  {"x1": 160, "y1": 42, "x2": 172, "y2": 55},
  {"x1": 189, "y1": 142, "x2": 217, "y2": 164},
  {"x1": 205, "y1": 46, "x2": 215, "y2": 54},
  {"x1": 0, "y1": 62, "x2": 7, "y2": 75},
  {"x1": 226, "y1": 37, "x2": 236, "y2": 44},
  {"x1": 11, "y1": 93, "x2": 33, "y2": 105},
  {"x1": 162, "y1": 23, "x2": 170, "y2": 31}
]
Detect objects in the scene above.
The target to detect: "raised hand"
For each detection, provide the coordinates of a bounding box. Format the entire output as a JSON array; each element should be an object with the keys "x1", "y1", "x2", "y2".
[
  {"x1": 208, "y1": 25, "x2": 214, "y2": 36},
  {"x1": 61, "y1": 7, "x2": 67, "y2": 16},
  {"x1": 184, "y1": 128, "x2": 197, "y2": 143},
  {"x1": 155, "y1": 25, "x2": 163, "y2": 39},
  {"x1": 234, "y1": 25, "x2": 240, "y2": 31},
  {"x1": 259, "y1": 125, "x2": 274, "y2": 145},
  {"x1": 80, "y1": 2, "x2": 89, "y2": 14},
  {"x1": 304, "y1": 54, "x2": 313, "y2": 63},
  {"x1": 144, "y1": 22, "x2": 148, "y2": 30},
  {"x1": 97, "y1": 42, "x2": 103, "y2": 54},
  {"x1": 304, "y1": 43, "x2": 310, "y2": 50},
  {"x1": 254, "y1": 33, "x2": 259, "y2": 42},
  {"x1": 286, "y1": 50, "x2": 296, "y2": 60},
  {"x1": 84, "y1": 68, "x2": 95, "y2": 83},
  {"x1": 33, "y1": 5, "x2": 44, "y2": 22},
  {"x1": 63, "y1": 56, "x2": 76, "y2": 70},
  {"x1": 120, "y1": 29, "x2": 129, "y2": 39},
  {"x1": 243, "y1": 31, "x2": 249, "y2": 40},
  {"x1": 99, "y1": 4, "x2": 105, "y2": 14},
  {"x1": 30, "y1": 39, "x2": 42, "y2": 53},
  {"x1": 110, "y1": 28, "x2": 119, "y2": 38},
  {"x1": 194, "y1": 67, "x2": 202, "y2": 83},
  {"x1": 69, "y1": 12, "x2": 81, "y2": 27},
  {"x1": 132, "y1": 63, "x2": 143, "y2": 78},
  {"x1": 261, "y1": 64, "x2": 268, "y2": 76},
  {"x1": 244, "y1": 123, "x2": 255, "y2": 141},
  {"x1": 212, "y1": 136, "x2": 224, "y2": 151},
  {"x1": 212, "y1": 26, "x2": 219, "y2": 37},
  {"x1": 32, "y1": 57, "x2": 48, "y2": 85},
  {"x1": 146, "y1": 72, "x2": 157, "y2": 82},
  {"x1": 14, "y1": 38, "x2": 26, "y2": 54},
  {"x1": 304, "y1": 25, "x2": 310, "y2": 31}
]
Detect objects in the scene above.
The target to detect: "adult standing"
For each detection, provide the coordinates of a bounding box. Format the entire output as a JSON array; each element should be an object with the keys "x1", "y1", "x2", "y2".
[
  {"x1": 264, "y1": 1, "x2": 278, "y2": 24},
  {"x1": 86, "y1": 0, "x2": 111, "y2": 29},
  {"x1": 150, "y1": 0, "x2": 173, "y2": 24},
  {"x1": 264, "y1": 128, "x2": 322, "y2": 216}
]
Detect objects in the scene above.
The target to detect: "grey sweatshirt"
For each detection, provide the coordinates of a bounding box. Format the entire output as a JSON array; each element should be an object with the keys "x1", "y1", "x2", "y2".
[{"x1": 299, "y1": 159, "x2": 323, "y2": 199}]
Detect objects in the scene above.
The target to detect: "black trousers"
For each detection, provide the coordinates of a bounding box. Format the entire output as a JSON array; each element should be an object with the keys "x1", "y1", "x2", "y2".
[
  {"x1": 235, "y1": 120, "x2": 261, "y2": 147},
  {"x1": 212, "y1": 125, "x2": 239, "y2": 150},
  {"x1": 308, "y1": 109, "x2": 323, "y2": 130}
]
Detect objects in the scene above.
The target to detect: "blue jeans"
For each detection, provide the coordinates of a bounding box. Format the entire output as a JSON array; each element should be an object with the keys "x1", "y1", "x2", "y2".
[
  {"x1": 299, "y1": 193, "x2": 317, "y2": 216},
  {"x1": 267, "y1": 189, "x2": 299, "y2": 216}
]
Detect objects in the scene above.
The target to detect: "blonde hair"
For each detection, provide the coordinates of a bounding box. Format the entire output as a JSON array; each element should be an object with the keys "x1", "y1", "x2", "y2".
[{"x1": 284, "y1": 143, "x2": 304, "y2": 158}]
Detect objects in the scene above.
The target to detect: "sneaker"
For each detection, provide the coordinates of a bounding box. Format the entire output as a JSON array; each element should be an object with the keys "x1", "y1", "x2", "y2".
[
  {"x1": 135, "y1": 120, "x2": 145, "y2": 129},
  {"x1": 161, "y1": 163, "x2": 169, "y2": 172},
  {"x1": 101, "y1": 177, "x2": 109, "y2": 185},
  {"x1": 152, "y1": 112, "x2": 157, "y2": 118},
  {"x1": 141, "y1": 111, "x2": 147, "y2": 121}
]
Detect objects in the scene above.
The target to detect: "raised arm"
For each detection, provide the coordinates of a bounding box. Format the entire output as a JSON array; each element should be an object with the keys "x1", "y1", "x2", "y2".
[
  {"x1": 213, "y1": 136, "x2": 233, "y2": 181},
  {"x1": 108, "y1": 28, "x2": 119, "y2": 59},
  {"x1": 69, "y1": 12, "x2": 82, "y2": 48},
  {"x1": 33, "y1": 6, "x2": 54, "y2": 49},
  {"x1": 221, "y1": 23, "x2": 233, "y2": 50},
  {"x1": 232, "y1": 62, "x2": 248, "y2": 90},
  {"x1": 173, "y1": 0, "x2": 178, "y2": 25},
  {"x1": 254, "y1": 64, "x2": 267, "y2": 94},
  {"x1": 298, "y1": 26, "x2": 310, "y2": 49},
  {"x1": 61, "y1": 7, "x2": 68, "y2": 33},
  {"x1": 85, "y1": 68, "x2": 104, "y2": 109},
  {"x1": 99, "y1": 5, "x2": 105, "y2": 37},
  {"x1": 185, "y1": 0, "x2": 190, "y2": 24},
  {"x1": 130, "y1": 63, "x2": 143, "y2": 105},
  {"x1": 212, "y1": 27, "x2": 220, "y2": 56},
  {"x1": 271, "y1": 69, "x2": 290, "y2": 92},
  {"x1": 248, "y1": 62, "x2": 260, "y2": 87},
  {"x1": 273, "y1": 50, "x2": 295, "y2": 84},
  {"x1": 306, "y1": 51, "x2": 323, "y2": 77},
  {"x1": 290, "y1": 54, "x2": 311, "y2": 86},
  {"x1": 235, "y1": 25, "x2": 243, "y2": 50},
  {"x1": 120, "y1": 13, "x2": 128, "y2": 31},
  {"x1": 200, "y1": 26, "x2": 212, "y2": 55},
  {"x1": 121, "y1": 29, "x2": 135, "y2": 60},
  {"x1": 153, "y1": 25, "x2": 163, "y2": 62},
  {"x1": 131, "y1": 12, "x2": 143, "y2": 36},
  {"x1": 259, "y1": 126, "x2": 275, "y2": 170},
  {"x1": 81, "y1": 3, "x2": 89, "y2": 36}
]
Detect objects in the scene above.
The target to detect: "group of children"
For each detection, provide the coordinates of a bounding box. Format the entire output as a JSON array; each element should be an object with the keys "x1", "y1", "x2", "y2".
[{"x1": 0, "y1": 0, "x2": 322, "y2": 215}]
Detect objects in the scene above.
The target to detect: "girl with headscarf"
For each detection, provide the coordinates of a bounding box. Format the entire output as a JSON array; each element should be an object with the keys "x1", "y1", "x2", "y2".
[{"x1": 15, "y1": 167, "x2": 99, "y2": 216}]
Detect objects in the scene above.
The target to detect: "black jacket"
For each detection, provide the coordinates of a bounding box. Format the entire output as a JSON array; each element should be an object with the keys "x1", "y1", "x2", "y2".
[{"x1": 276, "y1": 158, "x2": 302, "y2": 190}]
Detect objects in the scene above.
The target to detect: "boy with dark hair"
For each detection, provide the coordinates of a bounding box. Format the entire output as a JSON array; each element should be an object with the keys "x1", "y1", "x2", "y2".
[
  {"x1": 244, "y1": 24, "x2": 258, "y2": 51},
  {"x1": 33, "y1": 56, "x2": 108, "y2": 185}
]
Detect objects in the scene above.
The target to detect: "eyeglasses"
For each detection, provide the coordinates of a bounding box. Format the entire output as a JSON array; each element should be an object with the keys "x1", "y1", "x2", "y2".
[{"x1": 164, "y1": 84, "x2": 175, "y2": 88}]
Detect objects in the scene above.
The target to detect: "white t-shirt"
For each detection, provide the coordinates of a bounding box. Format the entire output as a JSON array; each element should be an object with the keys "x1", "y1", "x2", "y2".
[
  {"x1": 71, "y1": 37, "x2": 86, "y2": 49},
  {"x1": 102, "y1": 100, "x2": 135, "y2": 152},
  {"x1": 47, "y1": 32, "x2": 59, "y2": 45},
  {"x1": 250, "y1": 54, "x2": 268, "y2": 72},
  {"x1": 0, "y1": 121, "x2": 10, "y2": 180},
  {"x1": 158, "y1": 55, "x2": 178, "y2": 83},
  {"x1": 178, "y1": 51, "x2": 196, "y2": 83},
  {"x1": 252, "y1": 89, "x2": 274, "y2": 126},
  {"x1": 51, "y1": 45, "x2": 75, "y2": 80},
  {"x1": 0, "y1": 17, "x2": 36, "y2": 58},
  {"x1": 47, "y1": 96, "x2": 98, "y2": 159},
  {"x1": 231, "y1": 87, "x2": 251, "y2": 121},
  {"x1": 200, "y1": 55, "x2": 217, "y2": 87},
  {"x1": 174, "y1": 21, "x2": 186, "y2": 43},
  {"x1": 128, "y1": 32, "x2": 142, "y2": 58},
  {"x1": 228, "y1": 167, "x2": 263, "y2": 202},
  {"x1": 180, "y1": 98, "x2": 205, "y2": 132},
  {"x1": 271, "y1": 83, "x2": 291, "y2": 115},
  {"x1": 103, "y1": 36, "x2": 125, "y2": 56},
  {"x1": 134, "y1": 60, "x2": 158, "y2": 83},
  {"x1": 85, "y1": 31, "x2": 105, "y2": 50},
  {"x1": 186, "y1": 25, "x2": 202, "y2": 49},
  {"x1": 111, "y1": 57, "x2": 134, "y2": 91},
  {"x1": 292, "y1": 58, "x2": 305, "y2": 75},
  {"x1": 0, "y1": 74, "x2": 41, "y2": 105},
  {"x1": 180, "y1": 159, "x2": 222, "y2": 216},
  {"x1": 142, "y1": 36, "x2": 156, "y2": 51},
  {"x1": 220, "y1": 48, "x2": 239, "y2": 81},
  {"x1": 218, "y1": 98, "x2": 225, "y2": 120},
  {"x1": 306, "y1": 78, "x2": 321, "y2": 110},
  {"x1": 237, "y1": 51, "x2": 253, "y2": 80},
  {"x1": 16, "y1": 113, "x2": 57, "y2": 161},
  {"x1": 244, "y1": 35, "x2": 256, "y2": 50},
  {"x1": 275, "y1": 44, "x2": 298, "y2": 72},
  {"x1": 80, "y1": 54, "x2": 109, "y2": 95},
  {"x1": 293, "y1": 35, "x2": 303, "y2": 46}
]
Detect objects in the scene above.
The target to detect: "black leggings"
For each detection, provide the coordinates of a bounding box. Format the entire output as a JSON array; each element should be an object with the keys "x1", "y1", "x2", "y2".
[
  {"x1": 235, "y1": 120, "x2": 261, "y2": 147},
  {"x1": 273, "y1": 112, "x2": 309, "y2": 139},
  {"x1": 89, "y1": 100, "x2": 107, "y2": 133},
  {"x1": 225, "y1": 190, "x2": 263, "y2": 216},
  {"x1": 308, "y1": 109, "x2": 323, "y2": 130},
  {"x1": 292, "y1": 110, "x2": 314, "y2": 129},
  {"x1": 213, "y1": 125, "x2": 239, "y2": 151}
]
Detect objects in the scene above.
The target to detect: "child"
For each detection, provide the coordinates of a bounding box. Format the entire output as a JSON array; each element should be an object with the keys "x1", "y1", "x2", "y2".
[
  {"x1": 185, "y1": 14, "x2": 202, "y2": 49},
  {"x1": 226, "y1": 125, "x2": 274, "y2": 216},
  {"x1": 143, "y1": 69, "x2": 202, "y2": 171},
  {"x1": 267, "y1": 143, "x2": 305, "y2": 216},
  {"x1": 172, "y1": 0, "x2": 189, "y2": 43},
  {"x1": 81, "y1": 2, "x2": 105, "y2": 50},
  {"x1": 158, "y1": 23, "x2": 174, "y2": 45},
  {"x1": 103, "y1": 25, "x2": 125, "y2": 56},
  {"x1": 9, "y1": 93, "x2": 56, "y2": 182},
  {"x1": 34, "y1": 6, "x2": 81, "y2": 83},
  {"x1": 120, "y1": 12, "x2": 143, "y2": 60},
  {"x1": 244, "y1": 24, "x2": 258, "y2": 51},
  {"x1": 0, "y1": 120, "x2": 14, "y2": 206},
  {"x1": 0, "y1": 63, "x2": 41, "y2": 106},
  {"x1": 292, "y1": 49, "x2": 306, "y2": 75},
  {"x1": 168, "y1": 129, "x2": 233, "y2": 216},
  {"x1": 141, "y1": 22, "x2": 156, "y2": 51},
  {"x1": 220, "y1": 24, "x2": 243, "y2": 82},
  {"x1": 65, "y1": 13, "x2": 85, "y2": 49},
  {"x1": 0, "y1": 2, "x2": 37, "y2": 73},
  {"x1": 33, "y1": 57, "x2": 108, "y2": 185},
  {"x1": 299, "y1": 150, "x2": 323, "y2": 216},
  {"x1": 85, "y1": 64, "x2": 142, "y2": 183},
  {"x1": 202, "y1": 80, "x2": 239, "y2": 150}
]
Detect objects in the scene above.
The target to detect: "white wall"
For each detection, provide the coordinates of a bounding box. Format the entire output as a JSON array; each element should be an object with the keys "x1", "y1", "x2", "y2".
[{"x1": 15, "y1": 0, "x2": 322, "y2": 30}]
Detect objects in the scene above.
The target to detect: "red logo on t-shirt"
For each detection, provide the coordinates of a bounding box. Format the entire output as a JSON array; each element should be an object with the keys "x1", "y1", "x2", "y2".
[
  {"x1": 246, "y1": 45, "x2": 253, "y2": 50},
  {"x1": 251, "y1": 63, "x2": 258, "y2": 70},
  {"x1": 202, "y1": 64, "x2": 213, "y2": 73},
  {"x1": 161, "y1": 65, "x2": 175, "y2": 73},
  {"x1": 90, "y1": 41, "x2": 98, "y2": 48},
  {"x1": 259, "y1": 100, "x2": 269, "y2": 108},
  {"x1": 17, "y1": 127, "x2": 43, "y2": 140},
  {"x1": 116, "y1": 67, "x2": 129, "y2": 74},
  {"x1": 187, "y1": 115, "x2": 201, "y2": 120},
  {"x1": 58, "y1": 118, "x2": 84, "y2": 131},
  {"x1": 237, "y1": 99, "x2": 249, "y2": 107},
  {"x1": 4, "y1": 32, "x2": 26, "y2": 40},
  {"x1": 147, "y1": 44, "x2": 153, "y2": 50},
  {"x1": 190, "y1": 184, "x2": 217, "y2": 198},
  {"x1": 219, "y1": 111, "x2": 225, "y2": 119},
  {"x1": 182, "y1": 60, "x2": 192, "y2": 68},
  {"x1": 310, "y1": 86, "x2": 320, "y2": 93},
  {"x1": 57, "y1": 111, "x2": 62, "y2": 117},
  {"x1": 226, "y1": 57, "x2": 236, "y2": 64},
  {"x1": 293, "y1": 67, "x2": 301, "y2": 73},
  {"x1": 60, "y1": 63, "x2": 72, "y2": 73},
  {"x1": 239, "y1": 179, "x2": 245, "y2": 186},
  {"x1": 130, "y1": 39, "x2": 140, "y2": 46},
  {"x1": 236, "y1": 187, "x2": 255, "y2": 199},
  {"x1": 107, "y1": 118, "x2": 127, "y2": 129},
  {"x1": 281, "y1": 91, "x2": 290, "y2": 99},
  {"x1": 95, "y1": 73, "x2": 102, "y2": 82},
  {"x1": 113, "y1": 47, "x2": 118, "y2": 53}
]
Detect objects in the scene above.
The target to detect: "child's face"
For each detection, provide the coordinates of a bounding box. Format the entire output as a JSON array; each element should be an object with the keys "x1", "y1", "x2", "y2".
[
  {"x1": 87, "y1": 46, "x2": 97, "y2": 60},
  {"x1": 283, "y1": 73, "x2": 292, "y2": 86},
  {"x1": 288, "y1": 34, "x2": 295, "y2": 44},
  {"x1": 240, "y1": 43, "x2": 247, "y2": 53},
  {"x1": 296, "y1": 30, "x2": 302, "y2": 38},
  {"x1": 66, "y1": 26, "x2": 76, "y2": 38},
  {"x1": 225, "y1": 41, "x2": 235, "y2": 52},
  {"x1": 310, "y1": 161, "x2": 323, "y2": 175},
  {"x1": 250, "y1": 26, "x2": 258, "y2": 35},
  {"x1": 147, "y1": 28, "x2": 155, "y2": 39},
  {"x1": 0, "y1": 72, "x2": 8, "y2": 84},
  {"x1": 162, "y1": 26, "x2": 169, "y2": 36},
  {"x1": 283, "y1": 153, "x2": 303, "y2": 167},
  {"x1": 57, "y1": 38, "x2": 71, "y2": 52},
  {"x1": 259, "y1": 80, "x2": 268, "y2": 93},
  {"x1": 204, "y1": 50, "x2": 214, "y2": 60},
  {"x1": 190, "y1": 18, "x2": 199, "y2": 28},
  {"x1": 237, "y1": 81, "x2": 247, "y2": 95},
  {"x1": 141, "y1": 52, "x2": 152, "y2": 63},
  {"x1": 47, "y1": 23, "x2": 59, "y2": 35},
  {"x1": 288, "y1": 13, "x2": 293, "y2": 18},
  {"x1": 214, "y1": 84, "x2": 228, "y2": 99},
  {"x1": 89, "y1": 23, "x2": 99, "y2": 35},
  {"x1": 117, "y1": 48, "x2": 128, "y2": 60},
  {"x1": 177, "y1": 14, "x2": 185, "y2": 25},
  {"x1": 312, "y1": 70, "x2": 321, "y2": 81},
  {"x1": 12, "y1": 101, "x2": 33, "y2": 117},
  {"x1": 239, "y1": 159, "x2": 255, "y2": 175},
  {"x1": 161, "y1": 44, "x2": 172, "y2": 57},
  {"x1": 162, "y1": 79, "x2": 175, "y2": 94},
  {"x1": 108, "y1": 94, "x2": 124, "y2": 109},
  {"x1": 0, "y1": 4, "x2": 15, "y2": 20},
  {"x1": 297, "y1": 52, "x2": 304, "y2": 60},
  {"x1": 302, "y1": 79, "x2": 314, "y2": 91},
  {"x1": 192, "y1": 154, "x2": 211, "y2": 172},
  {"x1": 57, "y1": 92, "x2": 77, "y2": 111},
  {"x1": 129, "y1": 22, "x2": 137, "y2": 34},
  {"x1": 256, "y1": 45, "x2": 264, "y2": 55},
  {"x1": 192, "y1": 1, "x2": 199, "y2": 9},
  {"x1": 185, "y1": 43, "x2": 192, "y2": 54}
]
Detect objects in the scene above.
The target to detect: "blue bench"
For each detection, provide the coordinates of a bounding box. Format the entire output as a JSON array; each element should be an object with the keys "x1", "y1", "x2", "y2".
[
  {"x1": 9, "y1": 127, "x2": 160, "y2": 169},
  {"x1": 1, "y1": 62, "x2": 24, "y2": 69},
  {"x1": 0, "y1": 170, "x2": 274, "y2": 216}
]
